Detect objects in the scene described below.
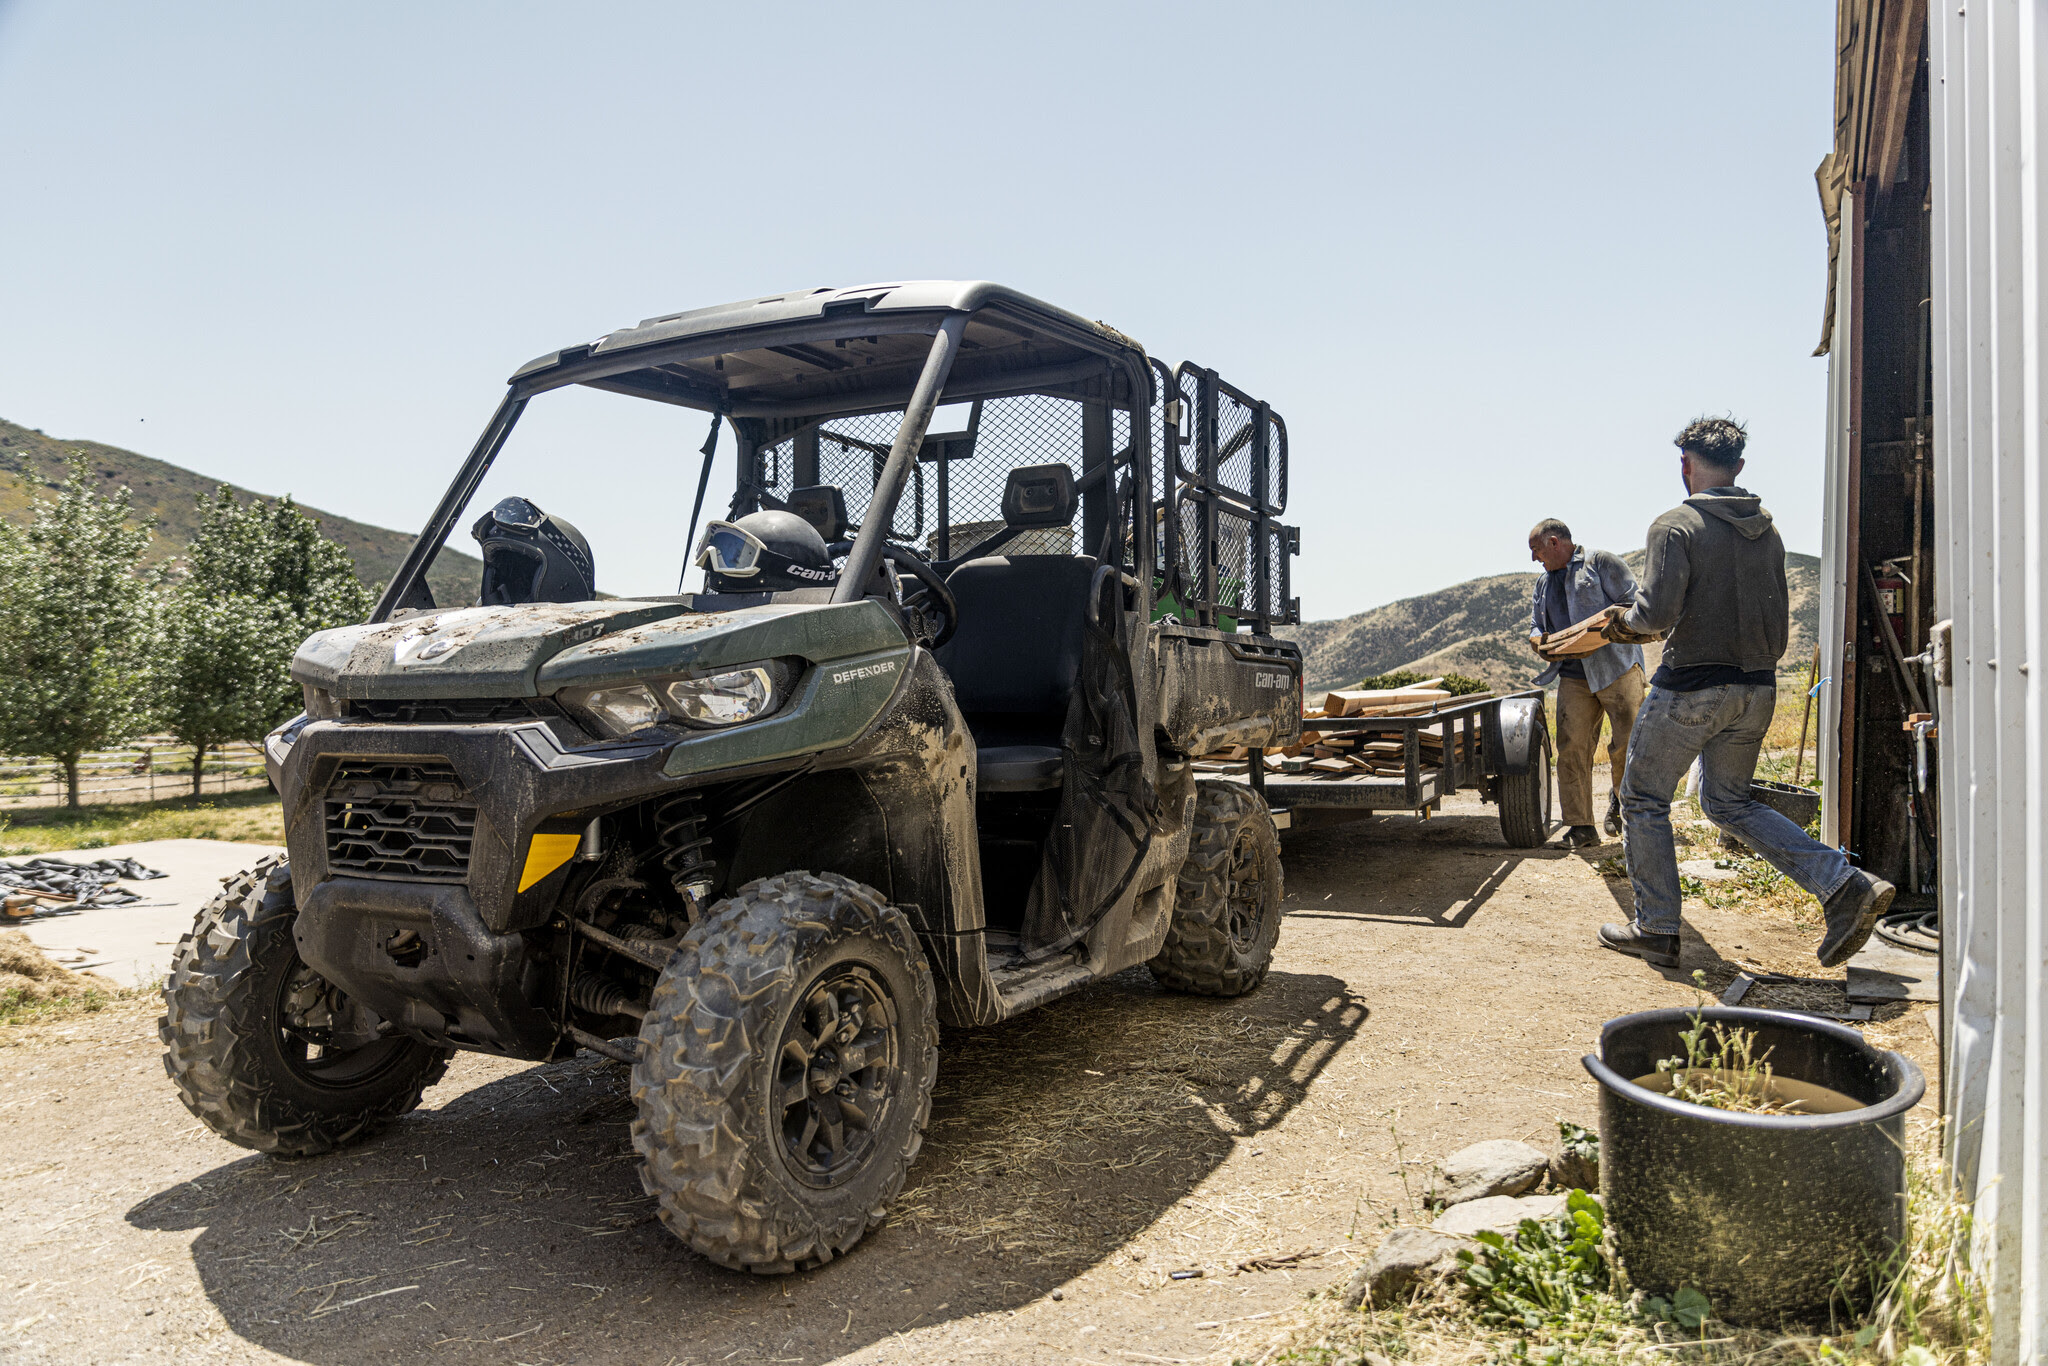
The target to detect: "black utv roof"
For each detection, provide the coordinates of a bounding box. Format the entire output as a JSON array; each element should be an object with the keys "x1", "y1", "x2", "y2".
[{"x1": 507, "y1": 281, "x2": 1152, "y2": 422}]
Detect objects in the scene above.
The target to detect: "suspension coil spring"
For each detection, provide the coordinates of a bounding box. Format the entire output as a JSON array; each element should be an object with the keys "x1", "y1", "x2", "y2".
[{"x1": 653, "y1": 793, "x2": 719, "y2": 909}]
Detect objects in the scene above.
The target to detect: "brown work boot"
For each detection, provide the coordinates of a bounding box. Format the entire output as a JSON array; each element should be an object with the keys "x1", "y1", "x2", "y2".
[
  {"x1": 1559, "y1": 825, "x2": 1601, "y2": 849},
  {"x1": 1598, "y1": 922, "x2": 1680, "y2": 968},
  {"x1": 1818, "y1": 870, "x2": 1896, "y2": 968}
]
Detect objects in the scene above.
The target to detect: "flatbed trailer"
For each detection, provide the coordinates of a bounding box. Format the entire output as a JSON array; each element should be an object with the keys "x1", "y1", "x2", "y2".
[{"x1": 1236, "y1": 689, "x2": 1554, "y2": 847}]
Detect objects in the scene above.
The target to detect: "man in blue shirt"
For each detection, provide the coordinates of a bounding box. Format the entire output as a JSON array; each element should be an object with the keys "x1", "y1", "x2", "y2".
[{"x1": 1527, "y1": 519, "x2": 1645, "y2": 849}]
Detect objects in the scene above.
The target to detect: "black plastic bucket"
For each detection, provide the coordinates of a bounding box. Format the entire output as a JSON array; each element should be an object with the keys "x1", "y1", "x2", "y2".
[
  {"x1": 1750, "y1": 779, "x2": 1822, "y2": 830},
  {"x1": 1583, "y1": 1008, "x2": 1925, "y2": 1326}
]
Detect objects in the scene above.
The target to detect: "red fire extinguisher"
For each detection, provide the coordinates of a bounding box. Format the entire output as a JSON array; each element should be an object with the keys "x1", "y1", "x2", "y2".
[{"x1": 1872, "y1": 560, "x2": 1910, "y2": 646}]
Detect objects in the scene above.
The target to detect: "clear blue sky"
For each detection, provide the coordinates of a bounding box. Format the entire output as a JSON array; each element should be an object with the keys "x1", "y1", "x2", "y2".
[{"x1": 0, "y1": 1, "x2": 1835, "y2": 616}]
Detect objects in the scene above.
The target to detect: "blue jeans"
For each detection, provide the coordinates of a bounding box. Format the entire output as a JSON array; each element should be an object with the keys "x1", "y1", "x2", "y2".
[{"x1": 1618, "y1": 683, "x2": 1853, "y2": 935}]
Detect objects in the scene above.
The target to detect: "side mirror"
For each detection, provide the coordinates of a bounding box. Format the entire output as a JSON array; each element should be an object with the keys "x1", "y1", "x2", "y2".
[{"x1": 1001, "y1": 464, "x2": 1076, "y2": 529}]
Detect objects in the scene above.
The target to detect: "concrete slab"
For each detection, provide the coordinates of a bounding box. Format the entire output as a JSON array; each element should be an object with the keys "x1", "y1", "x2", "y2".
[
  {"x1": 1845, "y1": 932, "x2": 1940, "y2": 1003},
  {"x1": 11, "y1": 840, "x2": 284, "y2": 987}
]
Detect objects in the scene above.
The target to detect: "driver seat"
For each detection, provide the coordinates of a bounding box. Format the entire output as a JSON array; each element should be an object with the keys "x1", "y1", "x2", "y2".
[{"x1": 936, "y1": 555, "x2": 1099, "y2": 793}]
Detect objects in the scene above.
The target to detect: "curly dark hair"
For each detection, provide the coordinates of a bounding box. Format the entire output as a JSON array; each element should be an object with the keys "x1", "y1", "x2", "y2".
[{"x1": 1673, "y1": 415, "x2": 1748, "y2": 469}]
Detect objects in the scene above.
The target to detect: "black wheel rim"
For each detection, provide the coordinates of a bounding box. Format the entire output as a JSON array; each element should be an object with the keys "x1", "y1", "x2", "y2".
[
  {"x1": 772, "y1": 964, "x2": 901, "y2": 1189},
  {"x1": 1222, "y1": 829, "x2": 1269, "y2": 955},
  {"x1": 273, "y1": 960, "x2": 413, "y2": 1090}
]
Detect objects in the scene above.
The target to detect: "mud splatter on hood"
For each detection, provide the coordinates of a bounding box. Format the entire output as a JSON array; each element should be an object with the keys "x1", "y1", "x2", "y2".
[
  {"x1": 293, "y1": 598, "x2": 911, "y2": 701},
  {"x1": 292, "y1": 600, "x2": 690, "y2": 700}
]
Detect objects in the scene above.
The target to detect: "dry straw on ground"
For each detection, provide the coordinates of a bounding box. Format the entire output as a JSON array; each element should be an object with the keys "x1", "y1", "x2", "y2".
[{"x1": 0, "y1": 927, "x2": 118, "y2": 1002}]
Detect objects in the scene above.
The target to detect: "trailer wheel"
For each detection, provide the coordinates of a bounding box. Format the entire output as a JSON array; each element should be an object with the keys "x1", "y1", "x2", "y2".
[
  {"x1": 1148, "y1": 781, "x2": 1284, "y2": 997},
  {"x1": 630, "y1": 872, "x2": 940, "y2": 1274},
  {"x1": 1498, "y1": 737, "x2": 1553, "y2": 848},
  {"x1": 159, "y1": 856, "x2": 452, "y2": 1157}
]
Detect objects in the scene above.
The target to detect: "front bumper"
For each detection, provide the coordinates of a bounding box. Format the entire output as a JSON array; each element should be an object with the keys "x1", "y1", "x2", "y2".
[
  {"x1": 292, "y1": 877, "x2": 561, "y2": 1056},
  {"x1": 277, "y1": 718, "x2": 674, "y2": 935}
]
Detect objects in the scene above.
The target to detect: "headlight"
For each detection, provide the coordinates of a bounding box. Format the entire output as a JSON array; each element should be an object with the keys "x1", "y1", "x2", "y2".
[
  {"x1": 662, "y1": 668, "x2": 775, "y2": 725},
  {"x1": 561, "y1": 663, "x2": 788, "y2": 738},
  {"x1": 568, "y1": 684, "x2": 665, "y2": 735}
]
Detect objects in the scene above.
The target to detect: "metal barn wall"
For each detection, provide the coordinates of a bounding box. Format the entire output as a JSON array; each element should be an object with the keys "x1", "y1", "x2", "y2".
[{"x1": 1927, "y1": 0, "x2": 2047, "y2": 1356}]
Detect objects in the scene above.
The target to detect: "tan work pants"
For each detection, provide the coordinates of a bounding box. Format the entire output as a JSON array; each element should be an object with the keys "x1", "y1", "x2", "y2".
[{"x1": 1556, "y1": 664, "x2": 1645, "y2": 828}]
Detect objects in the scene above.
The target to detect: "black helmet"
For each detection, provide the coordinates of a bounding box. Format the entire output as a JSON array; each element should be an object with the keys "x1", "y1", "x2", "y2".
[
  {"x1": 695, "y1": 510, "x2": 837, "y2": 593},
  {"x1": 472, "y1": 497, "x2": 596, "y2": 605}
]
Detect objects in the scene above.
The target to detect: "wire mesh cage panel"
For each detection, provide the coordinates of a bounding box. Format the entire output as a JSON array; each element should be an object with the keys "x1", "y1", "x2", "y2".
[
  {"x1": 1154, "y1": 364, "x2": 1298, "y2": 631},
  {"x1": 1175, "y1": 363, "x2": 1287, "y2": 515},
  {"x1": 931, "y1": 394, "x2": 1087, "y2": 557},
  {"x1": 754, "y1": 395, "x2": 1094, "y2": 554},
  {"x1": 755, "y1": 410, "x2": 924, "y2": 540}
]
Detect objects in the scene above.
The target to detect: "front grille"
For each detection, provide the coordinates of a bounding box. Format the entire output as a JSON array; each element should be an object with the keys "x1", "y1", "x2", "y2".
[
  {"x1": 348, "y1": 697, "x2": 542, "y2": 724},
  {"x1": 324, "y1": 761, "x2": 477, "y2": 881}
]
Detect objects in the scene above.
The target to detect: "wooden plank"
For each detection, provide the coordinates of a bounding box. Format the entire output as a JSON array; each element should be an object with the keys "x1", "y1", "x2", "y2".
[
  {"x1": 1535, "y1": 610, "x2": 1617, "y2": 659},
  {"x1": 1320, "y1": 687, "x2": 1450, "y2": 717}
]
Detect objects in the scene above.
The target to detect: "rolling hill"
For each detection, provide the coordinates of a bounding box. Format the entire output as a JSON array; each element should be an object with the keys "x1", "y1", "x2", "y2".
[
  {"x1": 1284, "y1": 549, "x2": 1823, "y2": 694},
  {"x1": 0, "y1": 418, "x2": 482, "y2": 607}
]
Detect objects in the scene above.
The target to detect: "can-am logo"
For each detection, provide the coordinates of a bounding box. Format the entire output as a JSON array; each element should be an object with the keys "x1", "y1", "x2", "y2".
[
  {"x1": 833, "y1": 660, "x2": 899, "y2": 685},
  {"x1": 1255, "y1": 671, "x2": 1290, "y2": 689},
  {"x1": 786, "y1": 564, "x2": 837, "y2": 582}
]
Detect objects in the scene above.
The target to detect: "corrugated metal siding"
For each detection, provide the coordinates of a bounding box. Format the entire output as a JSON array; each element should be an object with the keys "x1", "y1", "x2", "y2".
[{"x1": 1927, "y1": 0, "x2": 2047, "y2": 1356}]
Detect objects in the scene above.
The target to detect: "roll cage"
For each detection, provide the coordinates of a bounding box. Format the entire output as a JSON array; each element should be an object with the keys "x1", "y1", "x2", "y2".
[{"x1": 372, "y1": 281, "x2": 1296, "y2": 632}]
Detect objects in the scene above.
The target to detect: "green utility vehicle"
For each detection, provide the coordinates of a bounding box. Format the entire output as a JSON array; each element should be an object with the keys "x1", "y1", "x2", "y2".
[{"x1": 161, "y1": 282, "x2": 1303, "y2": 1272}]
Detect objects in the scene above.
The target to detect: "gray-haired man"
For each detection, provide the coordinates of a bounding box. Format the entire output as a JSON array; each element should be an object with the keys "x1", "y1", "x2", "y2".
[{"x1": 1527, "y1": 519, "x2": 1644, "y2": 849}]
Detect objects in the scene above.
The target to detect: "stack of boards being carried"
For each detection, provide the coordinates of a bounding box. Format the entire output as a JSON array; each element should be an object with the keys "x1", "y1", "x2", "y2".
[
  {"x1": 1534, "y1": 609, "x2": 1618, "y2": 660},
  {"x1": 1191, "y1": 677, "x2": 1496, "y2": 780}
]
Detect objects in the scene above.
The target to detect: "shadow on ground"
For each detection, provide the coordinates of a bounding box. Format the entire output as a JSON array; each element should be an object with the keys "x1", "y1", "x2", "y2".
[
  {"x1": 1278, "y1": 809, "x2": 1565, "y2": 928},
  {"x1": 127, "y1": 968, "x2": 1367, "y2": 1365}
]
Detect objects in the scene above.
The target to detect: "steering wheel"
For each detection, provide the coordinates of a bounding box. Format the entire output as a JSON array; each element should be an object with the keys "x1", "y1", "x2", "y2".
[{"x1": 828, "y1": 541, "x2": 959, "y2": 648}]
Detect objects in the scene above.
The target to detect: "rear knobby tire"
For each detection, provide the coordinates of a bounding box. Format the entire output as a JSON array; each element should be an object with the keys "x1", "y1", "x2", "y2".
[
  {"x1": 630, "y1": 872, "x2": 940, "y2": 1274},
  {"x1": 159, "y1": 855, "x2": 452, "y2": 1157},
  {"x1": 1498, "y1": 734, "x2": 1554, "y2": 849},
  {"x1": 1148, "y1": 780, "x2": 1284, "y2": 997}
]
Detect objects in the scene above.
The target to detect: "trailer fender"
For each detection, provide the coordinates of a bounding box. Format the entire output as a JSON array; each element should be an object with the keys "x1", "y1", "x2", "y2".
[{"x1": 1492, "y1": 695, "x2": 1549, "y2": 777}]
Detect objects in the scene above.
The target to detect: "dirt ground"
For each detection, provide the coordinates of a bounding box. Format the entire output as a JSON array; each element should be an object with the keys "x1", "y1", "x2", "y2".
[{"x1": 0, "y1": 789, "x2": 1938, "y2": 1366}]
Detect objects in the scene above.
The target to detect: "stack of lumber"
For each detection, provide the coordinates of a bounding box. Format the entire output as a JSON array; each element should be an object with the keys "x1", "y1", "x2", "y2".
[
  {"x1": 1534, "y1": 610, "x2": 1616, "y2": 661},
  {"x1": 1190, "y1": 676, "x2": 1493, "y2": 781},
  {"x1": 1310, "y1": 679, "x2": 1453, "y2": 720}
]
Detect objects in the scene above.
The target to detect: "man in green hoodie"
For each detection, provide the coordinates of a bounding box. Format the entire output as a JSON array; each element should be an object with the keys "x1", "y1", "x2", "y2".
[{"x1": 1594, "y1": 417, "x2": 1893, "y2": 970}]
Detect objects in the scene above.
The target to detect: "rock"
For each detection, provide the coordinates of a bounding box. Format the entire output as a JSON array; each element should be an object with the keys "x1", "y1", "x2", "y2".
[
  {"x1": 1550, "y1": 1146, "x2": 1598, "y2": 1192},
  {"x1": 1340, "y1": 1227, "x2": 1471, "y2": 1309},
  {"x1": 1434, "y1": 1139, "x2": 1549, "y2": 1205},
  {"x1": 1431, "y1": 1192, "x2": 1568, "y2": 1239},
  {"x1": 1678, "y1": 858, "x2": 1741, "y2": 883}
]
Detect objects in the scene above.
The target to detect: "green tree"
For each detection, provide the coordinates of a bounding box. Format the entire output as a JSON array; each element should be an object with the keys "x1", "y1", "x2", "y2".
[
  {"x1": 0, "y1": 459, "x2": 154, "y2": 807},
  {"x1": 158, "y1": 488, "x2": 373, "y2": 794}
]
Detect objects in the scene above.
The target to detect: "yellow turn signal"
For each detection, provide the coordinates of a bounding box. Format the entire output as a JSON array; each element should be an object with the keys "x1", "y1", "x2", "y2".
[{"x1": 518, "y1": 832, "x2": 582, "y2": 892}]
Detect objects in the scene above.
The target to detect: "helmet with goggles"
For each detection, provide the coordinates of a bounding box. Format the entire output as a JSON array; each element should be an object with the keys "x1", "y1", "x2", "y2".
[
  {"x1": 472, "y1": 496, "x2": 596, "y2": 605},
  {"x1": 695, "y1": 510, "x2": 837, "y2": 593}
]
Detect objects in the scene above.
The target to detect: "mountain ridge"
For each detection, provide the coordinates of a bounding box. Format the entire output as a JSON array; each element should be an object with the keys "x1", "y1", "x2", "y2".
[
  {"x1": 0, "y1": 417, "x2": 481, "y2": 606},
  {"x1": 1282, "y1": 549, "x2": 1822, "y2": 694}
]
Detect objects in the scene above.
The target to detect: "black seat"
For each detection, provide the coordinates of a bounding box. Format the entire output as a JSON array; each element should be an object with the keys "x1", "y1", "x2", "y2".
[{"x1": 936, "y1": 555, "x2": 1098, "y2": 793}]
